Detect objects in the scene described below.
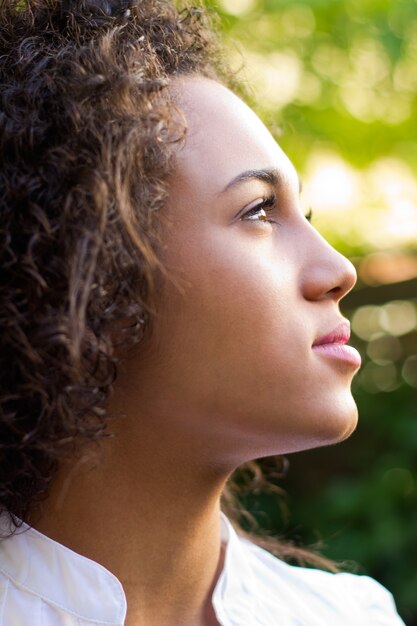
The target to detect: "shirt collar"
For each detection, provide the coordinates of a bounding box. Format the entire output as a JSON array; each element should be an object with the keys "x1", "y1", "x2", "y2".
[
  {"x1": 0, "y1": 512, "x2": 255, "y2": 625},
  {"x1": 213, "y1": 513, "x2": 258, "y2": 624},
  {"x1": 0, "y1": 513, "x2": 127, "y2": 624}
]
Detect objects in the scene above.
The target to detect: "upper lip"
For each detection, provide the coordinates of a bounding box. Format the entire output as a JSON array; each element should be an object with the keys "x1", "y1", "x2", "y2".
[{"x1": 312, "y1": 321, "x2": 351, "y2": 347}]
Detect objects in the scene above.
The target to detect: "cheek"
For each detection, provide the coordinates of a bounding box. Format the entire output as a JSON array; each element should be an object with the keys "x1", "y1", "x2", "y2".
[
  {"x1": 198, "y1": 263, "x2": 297, "y2": 377},
  {"x1": 157, "y1": 229, "x2": 304, "y2": 409}
]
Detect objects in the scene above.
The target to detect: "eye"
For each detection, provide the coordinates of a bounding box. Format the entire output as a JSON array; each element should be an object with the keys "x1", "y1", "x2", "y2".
[{"x1": 240, "y1": 194, "x2": 277, "y2": 225}]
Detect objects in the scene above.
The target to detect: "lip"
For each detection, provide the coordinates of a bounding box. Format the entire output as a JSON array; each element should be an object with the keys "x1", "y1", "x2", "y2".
[{"x1": 312, "y1": 320, "x2": 361, "y2": 368}]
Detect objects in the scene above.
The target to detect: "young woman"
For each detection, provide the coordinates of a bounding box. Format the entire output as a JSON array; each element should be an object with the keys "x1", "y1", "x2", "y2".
[{"x1": 0, "y1": 1, "x2": 405, "y2": 625}]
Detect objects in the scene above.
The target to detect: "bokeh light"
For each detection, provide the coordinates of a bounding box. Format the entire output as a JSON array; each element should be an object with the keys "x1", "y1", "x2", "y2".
[
  {"x1": 352, "y1": 305, "x2": 383, "y2": 341},
  {"x1": 380, "y1": 301, "x2": 417, "y2": 337},
  {"x1": 402, "y1": 356, "x2": 417, "y2": 389}
]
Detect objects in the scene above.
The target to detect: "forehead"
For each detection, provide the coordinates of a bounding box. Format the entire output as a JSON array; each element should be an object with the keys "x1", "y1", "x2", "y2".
[{"x1": 171, "y1": 77, "x2": 298, "y2": 194}]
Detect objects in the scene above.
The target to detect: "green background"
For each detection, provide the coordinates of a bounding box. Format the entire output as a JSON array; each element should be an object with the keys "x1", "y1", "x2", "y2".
[{"x1": 207, "y1": 0, "x2": 417, "y2": 622}]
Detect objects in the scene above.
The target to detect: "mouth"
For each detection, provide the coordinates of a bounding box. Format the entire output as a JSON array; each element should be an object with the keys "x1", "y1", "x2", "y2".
[{"x1": 312, "y1": 321, "x2": 362, "y2": 368}]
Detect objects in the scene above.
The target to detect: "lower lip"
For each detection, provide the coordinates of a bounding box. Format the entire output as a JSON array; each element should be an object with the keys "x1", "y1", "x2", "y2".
[{"x1": 312, "y1": 343, "x2": 362, "y2": 368}]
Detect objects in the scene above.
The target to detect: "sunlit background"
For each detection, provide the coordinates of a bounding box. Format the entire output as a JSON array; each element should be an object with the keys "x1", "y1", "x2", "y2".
[{"x1": 207, "y1": 0, "x2": 417, "y2": 622}]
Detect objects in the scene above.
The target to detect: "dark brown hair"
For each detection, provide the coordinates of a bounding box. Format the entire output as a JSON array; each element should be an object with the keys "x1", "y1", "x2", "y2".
[{"x1": 0, "y1": 0, "x2": 336, "y2": 571}]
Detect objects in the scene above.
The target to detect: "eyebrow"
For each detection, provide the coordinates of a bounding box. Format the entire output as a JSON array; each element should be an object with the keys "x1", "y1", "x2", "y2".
[{"x1": 219, "y1": 167, "x2": 302, "y2": 195}]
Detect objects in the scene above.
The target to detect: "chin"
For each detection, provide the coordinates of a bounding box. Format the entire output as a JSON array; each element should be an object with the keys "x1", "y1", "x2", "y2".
[{"x1": 319, "y1": 396, "x2": 359, "y2": 447}]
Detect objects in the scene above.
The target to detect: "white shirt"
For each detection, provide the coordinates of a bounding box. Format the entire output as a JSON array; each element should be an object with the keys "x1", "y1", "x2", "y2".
[{"x1": 0, "y1": 512, "x2": 405, "y2": 626}]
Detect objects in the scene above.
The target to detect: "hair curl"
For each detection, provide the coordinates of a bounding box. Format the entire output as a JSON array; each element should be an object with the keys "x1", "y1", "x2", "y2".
[{"x1": 0, "y1": 0, "x2": 336, "y2": 571}]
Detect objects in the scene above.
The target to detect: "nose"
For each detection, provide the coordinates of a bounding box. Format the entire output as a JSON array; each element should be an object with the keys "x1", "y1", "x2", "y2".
[{"x1": 300, "y1": 227, "x2": 357, "y2": 303}]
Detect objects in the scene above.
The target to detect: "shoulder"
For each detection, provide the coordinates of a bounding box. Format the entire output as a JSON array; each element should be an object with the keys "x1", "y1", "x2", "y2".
[{"x1": 238, "y1": 536, "x2": 406, "y2": 625}]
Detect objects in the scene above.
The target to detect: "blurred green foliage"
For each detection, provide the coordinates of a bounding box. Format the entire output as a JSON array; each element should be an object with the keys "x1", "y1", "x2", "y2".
[
  {"x1": 206, "y1": 0, "x2": 417, "y2": 623},
  {"x1": 207, "y1": 0, "x2": 417, "y2": 172}
]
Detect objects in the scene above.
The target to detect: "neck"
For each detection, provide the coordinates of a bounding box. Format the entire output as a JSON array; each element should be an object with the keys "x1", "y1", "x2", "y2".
[{"x1": 34, "y1": 413, "x2": 231, "y2": 626}]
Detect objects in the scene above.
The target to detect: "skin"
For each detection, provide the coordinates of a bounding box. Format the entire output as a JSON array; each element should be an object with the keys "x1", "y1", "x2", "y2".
[{"x1": 36, "y1": 77, "x2": 360, "y2": 626}]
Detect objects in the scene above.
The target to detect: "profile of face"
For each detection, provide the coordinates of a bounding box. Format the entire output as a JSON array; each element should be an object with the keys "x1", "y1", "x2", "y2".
[{"x1": 115, "y1": 77, "x2": 360, "y2": 468}]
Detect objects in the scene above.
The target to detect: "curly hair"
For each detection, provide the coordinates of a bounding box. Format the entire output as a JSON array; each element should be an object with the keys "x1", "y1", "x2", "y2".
[
  {"x1": 0, "y1": 0, "x2": 336, "y2": 571},
  {"x1": 0, "y1": 0, "x2": 221, "y2": 519}
]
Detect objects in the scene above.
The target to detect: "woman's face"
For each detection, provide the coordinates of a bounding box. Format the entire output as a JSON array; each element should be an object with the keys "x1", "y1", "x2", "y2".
[{"x1": 122, "y1": 77, "x2": 361, "y2": 465}]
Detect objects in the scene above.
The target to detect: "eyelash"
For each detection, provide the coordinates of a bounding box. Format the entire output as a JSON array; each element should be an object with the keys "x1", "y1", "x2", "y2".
[
  {"x1": 242, "y1": 194, "x2": 277, "y2": 223},
  {"x1": 241, "y1": 194, "x2": 314, "y2": 225}
]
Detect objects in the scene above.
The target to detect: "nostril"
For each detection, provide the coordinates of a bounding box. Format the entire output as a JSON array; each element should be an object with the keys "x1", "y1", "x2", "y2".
[{"x1": 327, "y1": 286, "x2": 342, "y2": 297}]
